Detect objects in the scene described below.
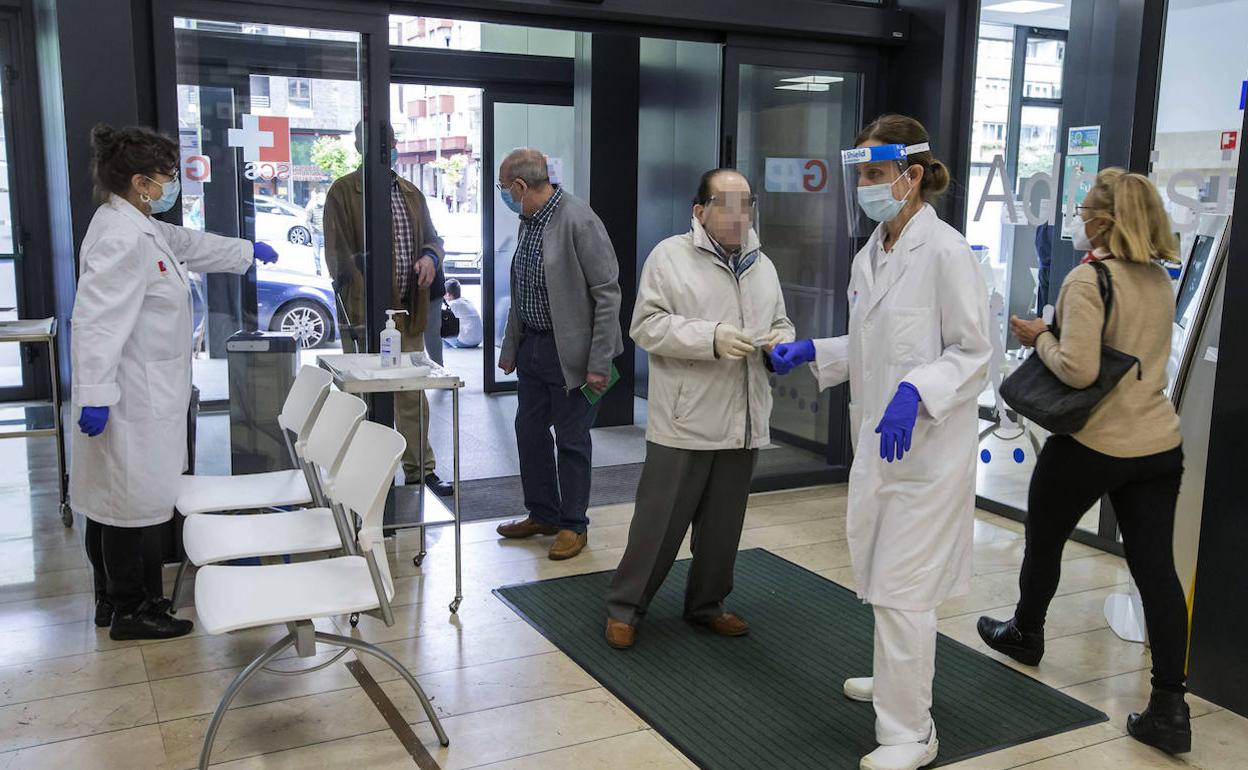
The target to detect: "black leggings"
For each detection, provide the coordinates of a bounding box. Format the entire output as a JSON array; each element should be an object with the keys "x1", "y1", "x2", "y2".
[
  {"x1": 85, "y1": 519, "x2": 167, "y2": 615},
  {"x1": 1015, "y1": 435, "x2": 1187, "y2": 693}
]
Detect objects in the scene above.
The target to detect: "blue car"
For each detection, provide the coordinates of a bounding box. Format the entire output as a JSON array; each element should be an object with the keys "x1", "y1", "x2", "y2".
[{"x1": 191, "y1": 267, "x2": 339, "y2": 350}]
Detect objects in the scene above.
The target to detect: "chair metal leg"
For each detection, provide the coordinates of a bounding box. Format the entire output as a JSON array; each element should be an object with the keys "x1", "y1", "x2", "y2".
[
  {"x1": 198, "y1": 633, "x2": 296, "y2": 770},
  {"x1": 170, "y1": 558, "x2": 190, "y2": 613},
  {"x1": 315, "y1": 630, "x2": 450, "y2": 747}
]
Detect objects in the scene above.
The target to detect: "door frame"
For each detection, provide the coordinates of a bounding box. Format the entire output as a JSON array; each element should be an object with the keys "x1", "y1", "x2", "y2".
[
  {"x1": 390, "y1": 50, "x2": 574, "y2": 394},
  {"x1": 720, "y1": 43, "x2": 881, "y2": 487}
]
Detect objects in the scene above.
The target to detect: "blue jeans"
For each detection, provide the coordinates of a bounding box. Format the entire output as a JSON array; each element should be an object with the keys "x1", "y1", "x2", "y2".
[{"x1": 515, "y1": 331, "x2": 597, "y2": 533}]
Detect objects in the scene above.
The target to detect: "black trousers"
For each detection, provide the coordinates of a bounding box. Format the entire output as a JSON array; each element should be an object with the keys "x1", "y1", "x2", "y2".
[
  {"x1": 86, "y1": 519, "x2": 167, "y2": 615},
  {"x1": 1015, "y1": 434, "x2": 1187, "y2": 692}
]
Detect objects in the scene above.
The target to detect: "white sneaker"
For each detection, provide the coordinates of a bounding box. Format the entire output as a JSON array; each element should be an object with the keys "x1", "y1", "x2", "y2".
[
  {"x1": 860, "y1": 725, "x2": 939, "y2": 770},
  {"x1": 843, "y1": 676, "x2": 874, "y2": 702}
]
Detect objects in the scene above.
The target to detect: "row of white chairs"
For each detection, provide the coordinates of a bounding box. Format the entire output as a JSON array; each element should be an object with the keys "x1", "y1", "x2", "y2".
[{"x1": 172, "y1": 366, "x2": 449, "y2": 769}]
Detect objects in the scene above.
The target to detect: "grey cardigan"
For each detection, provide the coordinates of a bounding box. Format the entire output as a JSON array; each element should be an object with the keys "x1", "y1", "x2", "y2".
[{"x1": 500, "y1": 190, "x2": 624, "y2": 389}]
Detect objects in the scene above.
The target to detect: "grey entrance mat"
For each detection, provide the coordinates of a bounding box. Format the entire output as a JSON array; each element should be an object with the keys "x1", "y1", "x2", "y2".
[
  {"x1": 415, "y1": 463, "x2": 645, "y2": 524},
  {"x1": 494, "y1": 548, "x2": 1108, "y2": 770}
]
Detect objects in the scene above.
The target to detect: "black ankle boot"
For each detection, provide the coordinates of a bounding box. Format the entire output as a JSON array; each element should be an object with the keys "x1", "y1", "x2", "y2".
[
  {"x1": 110, "y1": 600, "x2": 194, "y2": 641},
  {"x1": 977, "y1": 616, "x2": 1045, "y2": 666},
  {"x1": 1127, "y1": 689, "x2": 1191, "y2": 755},
  {"x1": 94, "y1": 597, "x2": 114, "y2": 628}
]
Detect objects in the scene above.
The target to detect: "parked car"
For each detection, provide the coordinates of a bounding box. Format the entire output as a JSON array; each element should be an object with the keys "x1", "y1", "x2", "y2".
[
  {"x1": 190, "y1": 260, "x2": 339, "y2": 350},
  {"x1": 427, "y1": 198, "x2": 482, "y2": 281},
  {"x1": 253, "y1": 195, "x2": 313, "y2": 247}
]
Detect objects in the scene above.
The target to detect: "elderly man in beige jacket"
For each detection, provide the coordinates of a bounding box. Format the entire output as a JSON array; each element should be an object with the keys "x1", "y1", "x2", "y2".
[{"x1": 605, "y1": 169, "x2": 794, "y2": 649}]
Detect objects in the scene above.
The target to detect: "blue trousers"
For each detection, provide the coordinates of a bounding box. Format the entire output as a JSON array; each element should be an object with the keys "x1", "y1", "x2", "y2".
[{"x1": 515, "y1": 331, "x2": 597, "y2": 533}]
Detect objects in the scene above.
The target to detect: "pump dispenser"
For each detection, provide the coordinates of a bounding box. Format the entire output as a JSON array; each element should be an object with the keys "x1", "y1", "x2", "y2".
[{"x1": 380, "y1": 309, "x2": 408, "y2": 368}]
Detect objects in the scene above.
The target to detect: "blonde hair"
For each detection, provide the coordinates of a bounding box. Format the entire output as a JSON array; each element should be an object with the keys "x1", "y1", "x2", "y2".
[{"x1": 1080, "y1": 168, "x2": 1177, "y2": 264}]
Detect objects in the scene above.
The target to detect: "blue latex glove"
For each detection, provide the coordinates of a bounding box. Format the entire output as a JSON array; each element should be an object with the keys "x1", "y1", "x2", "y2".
[
  {"x1": 875, "y1": 382, "x2": 921, "y2": 463},
  {"x1": 79, "y1": 406, "x2": 109, "y2": 437},
  {"x1": 769, "y1": 339, "x2": 816, "y2": 375},
  {"x1": 253, "y1": 242, "x2": 279, "y2": 264}
]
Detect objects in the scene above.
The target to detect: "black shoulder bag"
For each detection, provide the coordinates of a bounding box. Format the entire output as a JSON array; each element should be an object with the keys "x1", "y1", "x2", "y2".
[
  {"x1": 440, "y1": 300, "x2": 460, "y2": 339},
  {"x1": 999, "y1": 260, "x2": 1142, "y2": 435}
]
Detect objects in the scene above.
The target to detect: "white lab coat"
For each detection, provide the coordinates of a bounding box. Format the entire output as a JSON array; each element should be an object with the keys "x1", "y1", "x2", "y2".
[
  {"x1": 811, "y1": 204, "x2": 990, "y2": 611},
  {"x1": 70, "y1": 196, "x2": 254, "y2": 527}
]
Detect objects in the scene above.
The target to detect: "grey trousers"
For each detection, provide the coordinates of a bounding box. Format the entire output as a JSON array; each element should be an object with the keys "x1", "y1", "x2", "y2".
[{"x1": 607, "y1": 442, "x2": 758, "y2": 625}]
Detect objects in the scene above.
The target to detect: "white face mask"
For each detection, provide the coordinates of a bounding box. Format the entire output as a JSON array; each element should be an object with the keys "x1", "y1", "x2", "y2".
[{"x1": 1072, "y1": 218, "x2": 1095, "y2": 251}]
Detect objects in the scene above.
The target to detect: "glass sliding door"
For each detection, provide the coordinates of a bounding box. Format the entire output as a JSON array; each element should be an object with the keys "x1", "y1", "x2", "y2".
[{"x1": 723, "y1": 48, "x2": 873, "y2": 484}]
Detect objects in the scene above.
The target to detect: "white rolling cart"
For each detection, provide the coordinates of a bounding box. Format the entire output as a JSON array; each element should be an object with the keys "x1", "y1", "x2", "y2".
[
  {"x1": 317, "y1": 352, "x2": 464, "y2": 615},
  {"x1": 0, "y1": 318, "x2": 71, "y2": 527}
]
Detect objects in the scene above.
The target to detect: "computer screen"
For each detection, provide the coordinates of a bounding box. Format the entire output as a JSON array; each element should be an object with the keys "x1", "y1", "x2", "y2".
[{"x1": 1176, "y1": 234, "x2": 1215, "y2": 328}]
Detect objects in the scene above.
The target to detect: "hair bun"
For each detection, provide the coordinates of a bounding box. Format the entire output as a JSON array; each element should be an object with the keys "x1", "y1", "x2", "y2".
[
  {"x1": 91, "y1": 124, "x2": 120, "y2": 157},
  {"x1": 925, "y1": 159, "x2": 951, "y2": 196}
]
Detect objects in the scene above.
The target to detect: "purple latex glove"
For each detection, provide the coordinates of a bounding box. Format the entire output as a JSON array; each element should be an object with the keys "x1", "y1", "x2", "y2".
[
  {"x1": 769, "y1": 339, "x2": 816, "y2": 375},
  {"x1": 79, "y1": 406, "x2": 109, "y2": 437},
  {"x1": 875, "y1": 382, "x2": 921, "y2": 463},
  {"x1": 253, "y1": 242, "x2": 279, "y2": 264}
]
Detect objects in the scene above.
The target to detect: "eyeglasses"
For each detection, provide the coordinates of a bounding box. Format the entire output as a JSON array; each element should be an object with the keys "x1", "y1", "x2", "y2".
[{"x1": 494, "y1": 180, "x2": 514, "y2": 193}]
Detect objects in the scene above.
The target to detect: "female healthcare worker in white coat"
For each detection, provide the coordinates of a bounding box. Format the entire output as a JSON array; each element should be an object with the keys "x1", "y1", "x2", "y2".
[
  {"x1": 72, "y1": 124, "x2": 278, "y2": 641},
  {"x1": 771, "y1": 115, "x2": 991, "y2": 770}
]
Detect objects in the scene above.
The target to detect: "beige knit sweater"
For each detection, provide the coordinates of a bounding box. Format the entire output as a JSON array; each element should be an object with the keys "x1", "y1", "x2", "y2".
[{"x1": 1035, "y1": 259, "x2": 1181, "y2": 458}]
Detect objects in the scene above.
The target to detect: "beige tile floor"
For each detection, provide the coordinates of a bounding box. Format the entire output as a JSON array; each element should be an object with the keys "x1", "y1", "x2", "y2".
[{"x1": 0, "y1": 440, "x2": 1244, "y2": 769}]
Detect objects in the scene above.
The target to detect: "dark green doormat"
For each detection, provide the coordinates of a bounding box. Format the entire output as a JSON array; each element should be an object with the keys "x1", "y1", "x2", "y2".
[{"x1": 494, "y1": 548, "x2": 1106, "y2": 770}]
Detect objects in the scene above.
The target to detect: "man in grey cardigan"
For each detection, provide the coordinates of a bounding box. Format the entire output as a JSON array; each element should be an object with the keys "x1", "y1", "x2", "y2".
[{"x1": 495, "y1": 149, "x2": 623, "y2": 560}]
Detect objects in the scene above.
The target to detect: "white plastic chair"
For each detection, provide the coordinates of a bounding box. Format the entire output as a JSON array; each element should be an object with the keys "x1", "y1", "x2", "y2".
[
  {"x1": 174, "y1": 365, "x2": 333, "y2": 517},
  {"x1": 179, "y1": 391, "x2": 368, "y2": 577},
  {"x1": 193, "y1": 421, "x2": 448, "y2": 768}
]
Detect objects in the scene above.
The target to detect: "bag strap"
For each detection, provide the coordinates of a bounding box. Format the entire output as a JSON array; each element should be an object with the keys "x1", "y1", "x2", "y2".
[{"x1": 1088, "y1": 259, "x2": 1115, "y2": 322}]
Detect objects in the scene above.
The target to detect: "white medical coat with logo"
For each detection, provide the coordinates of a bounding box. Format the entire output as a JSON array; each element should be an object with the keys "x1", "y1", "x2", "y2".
[
  {"x1": 811, "y1": 204, "x2": 991, "y2": 611},
  {"x1": 70, "y1": 196, "x2": 254, "y2": 527}
]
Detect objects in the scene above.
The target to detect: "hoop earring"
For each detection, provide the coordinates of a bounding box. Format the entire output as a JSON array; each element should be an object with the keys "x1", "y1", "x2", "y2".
[{"x1": 140, "y1": 193, "x2": 152, "y2": 204}]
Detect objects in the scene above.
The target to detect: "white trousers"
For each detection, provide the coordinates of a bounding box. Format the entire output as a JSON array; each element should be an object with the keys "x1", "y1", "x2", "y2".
[{"x1": 873, "y1": 605, "x2": 938, "y2": 745}]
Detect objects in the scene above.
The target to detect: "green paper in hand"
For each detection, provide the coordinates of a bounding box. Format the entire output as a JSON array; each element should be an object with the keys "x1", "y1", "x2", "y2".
[{"x1": 581, "y1": 364, "x2": 621, "y2": 405}]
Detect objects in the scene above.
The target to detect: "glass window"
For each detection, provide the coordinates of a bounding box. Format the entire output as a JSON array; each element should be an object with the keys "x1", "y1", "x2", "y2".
[
  {"x1": 249, "y1": 75, "x2": 271, "y2": 109},
  {"x1": 0, "y1": 43, "x2": 21, "y2": 389},
  {"x1": 1024, "y1": 37, "x2": 1064, "y2": 101},
  {"x1": 287, "y1": 78, "x2": 312, "y2": 110},
  {"x1": 389, "y1": 15, "x2": 575, "y2": 58}
]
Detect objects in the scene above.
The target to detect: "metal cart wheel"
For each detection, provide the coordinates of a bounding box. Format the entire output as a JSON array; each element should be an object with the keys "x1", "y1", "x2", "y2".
[
  {"x1": 60, "y1": 502, "x2": 73, "y2": 528},
  {"x1": 349, "y1": 612, "x2": 360, "y2": 628}
]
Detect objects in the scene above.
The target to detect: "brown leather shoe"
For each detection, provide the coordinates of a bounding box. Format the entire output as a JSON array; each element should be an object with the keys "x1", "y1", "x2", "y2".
[
  {"x1": 605, "y1": 618, "x2": 636, "y2": 650},
  {"x1": 496, "y1": 516, "x2": 559, "y2": 539},
  {"x1": 693, "y1": 612, "x2": 751, "y2": 637},
  {"x1": 548, "y1": 530, "x2": 588, "y2": 560}
]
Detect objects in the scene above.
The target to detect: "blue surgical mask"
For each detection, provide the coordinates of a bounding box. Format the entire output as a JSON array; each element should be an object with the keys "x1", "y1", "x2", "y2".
[
  {"x1": 857, "y1": 174, "x2": 912, "y2": 223},
  {"x1": 144, "y1": 176, "x2": 181, "y2": 215},
  {"x1": 500, "y1": 187, "x2": 524, "y2": 216},
  {"x1": 390, "y1": 148, "x2": 399, "y2": 169}
]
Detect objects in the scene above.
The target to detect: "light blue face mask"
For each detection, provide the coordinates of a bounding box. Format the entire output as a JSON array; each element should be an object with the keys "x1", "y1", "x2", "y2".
[
  {"x1": 857, "y1": 173, "x2": 912, "y2": 223},
  {"x1": 144, "y1": 176, "x2": 181, "y2": 215},
  {"x1": 500, "y1": 184, "x2": 525, "y2": 216}
]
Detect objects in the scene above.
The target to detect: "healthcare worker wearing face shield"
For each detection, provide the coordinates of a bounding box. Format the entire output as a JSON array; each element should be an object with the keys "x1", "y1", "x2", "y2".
[
  {"x1": 770, "y1": 115, "x2": 991, "y2": 770},
  {"x1": 72, "y1": 124, "x2": 277, "y2": 641}
]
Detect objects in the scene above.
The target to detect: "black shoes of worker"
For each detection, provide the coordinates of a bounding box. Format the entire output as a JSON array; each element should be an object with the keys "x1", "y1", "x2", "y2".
[
  {"x1": 1127, "y1": 689, "x2": 1192, "y2": 755},
  {"x1": 94, "y1": 598, "x2": 114, "y2": 628},
  {"x1": 109, "y1": 600, "x2": 194, "y2": 641},
  {"x1": 977, "y1": 616, "x2": 1045, "y2": 666},
  {"x1": 407, "y1": 472, "x2": 454, "y2": 497}
]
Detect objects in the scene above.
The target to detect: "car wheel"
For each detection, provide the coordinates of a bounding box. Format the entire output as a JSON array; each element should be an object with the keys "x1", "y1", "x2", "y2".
[
  {"x1": 288, "y1": 226, "x2": 312, "y2": 246},
  {"x1": 272, "y1": 300, "x2": 331, "y2": 348}
]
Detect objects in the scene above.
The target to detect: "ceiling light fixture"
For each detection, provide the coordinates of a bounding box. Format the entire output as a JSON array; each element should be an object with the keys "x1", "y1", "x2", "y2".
[
  {"x1": 775, "y1": 83, "x2": 831, "y2": 92},
  {"x1": 780, "y1": 75, "x2": 845, "y2": 85},
  {"x1": 982, "y1": 0, "x2": 1063, "y2": 13}
]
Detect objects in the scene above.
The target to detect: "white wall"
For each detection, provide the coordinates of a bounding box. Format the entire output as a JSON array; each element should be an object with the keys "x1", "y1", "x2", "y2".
[{"x1": 1155, "y1": 0, "x2": 1248, "y2": 135}]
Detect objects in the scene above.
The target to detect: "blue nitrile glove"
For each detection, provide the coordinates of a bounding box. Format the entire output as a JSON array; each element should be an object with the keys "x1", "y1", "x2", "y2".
[
  {"x1": 79, "y1": 406, "x2": 109, "y2": 437},
  {"x1": 769, "y1": 339, "x2": 816, "y2": 375},
  {"x1": 875, "y1": 382, "x2": 921, "y2": 463},
  {"x1": 253, "y1": 242, "x2": 279, "y2": 264}
]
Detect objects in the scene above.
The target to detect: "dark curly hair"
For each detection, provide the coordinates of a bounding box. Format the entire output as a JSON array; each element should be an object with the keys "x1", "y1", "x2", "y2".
[{"x1": 91, "y1": 123, "x2": 179, "y2": 202}]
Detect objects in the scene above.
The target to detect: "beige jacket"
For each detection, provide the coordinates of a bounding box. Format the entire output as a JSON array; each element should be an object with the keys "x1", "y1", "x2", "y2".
[{"x1": 632, "y1": 219, "x2": 794, "y2": 451}]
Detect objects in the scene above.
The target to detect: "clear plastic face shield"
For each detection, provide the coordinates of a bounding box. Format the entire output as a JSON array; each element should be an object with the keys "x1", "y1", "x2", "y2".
[
  {"x1": 696, "y1": 190, "x2": 759, "y2": 251},
  {"x1": 840, "y1": 142, "x2": 928, "y2": 237}
]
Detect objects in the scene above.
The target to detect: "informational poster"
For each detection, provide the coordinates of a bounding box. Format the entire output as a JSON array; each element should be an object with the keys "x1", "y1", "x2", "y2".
[
  {"x1": 1061, "y1": 154, "x2": 1099, "y2": 239},
  {"x1": 179, "y1": 129, "x2": 209, "y2": 196},
  {"x1": 764, "y1": 157, "x2": 831, "y2": 193},
  {"x1": 1067, "y1": 125, "x2": 1101, "y2": 156}
]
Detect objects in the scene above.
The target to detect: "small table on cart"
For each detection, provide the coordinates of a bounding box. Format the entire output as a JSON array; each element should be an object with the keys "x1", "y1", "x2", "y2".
[
  {"x1": 0, "y1": 319, "x2": 71, "y2": 527},
  {"x1": 317, "y1": 353, "x2": 464, "y2": 614}
]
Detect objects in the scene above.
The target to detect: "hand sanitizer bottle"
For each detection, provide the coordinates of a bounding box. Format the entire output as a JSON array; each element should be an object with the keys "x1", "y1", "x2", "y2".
[{"x1": 380, "y1": 309, "x2": 408, "y2": 368}]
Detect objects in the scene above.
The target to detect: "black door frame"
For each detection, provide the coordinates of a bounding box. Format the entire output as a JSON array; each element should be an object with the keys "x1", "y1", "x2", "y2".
[
  {"x1": 389, "y1": 48, "x2": 574, "y2": 394},
  {"x1": 720, "y1": 42, "x2": 881, "y2": 489}
]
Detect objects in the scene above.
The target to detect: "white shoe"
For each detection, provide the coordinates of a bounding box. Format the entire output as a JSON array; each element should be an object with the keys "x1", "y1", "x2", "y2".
[
  {"x1": 843, "y1": 676, "x2": 874, "y2": 702},
  {"x1": 860, "y1": 725, "x2": 939, "y2": 770}
]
